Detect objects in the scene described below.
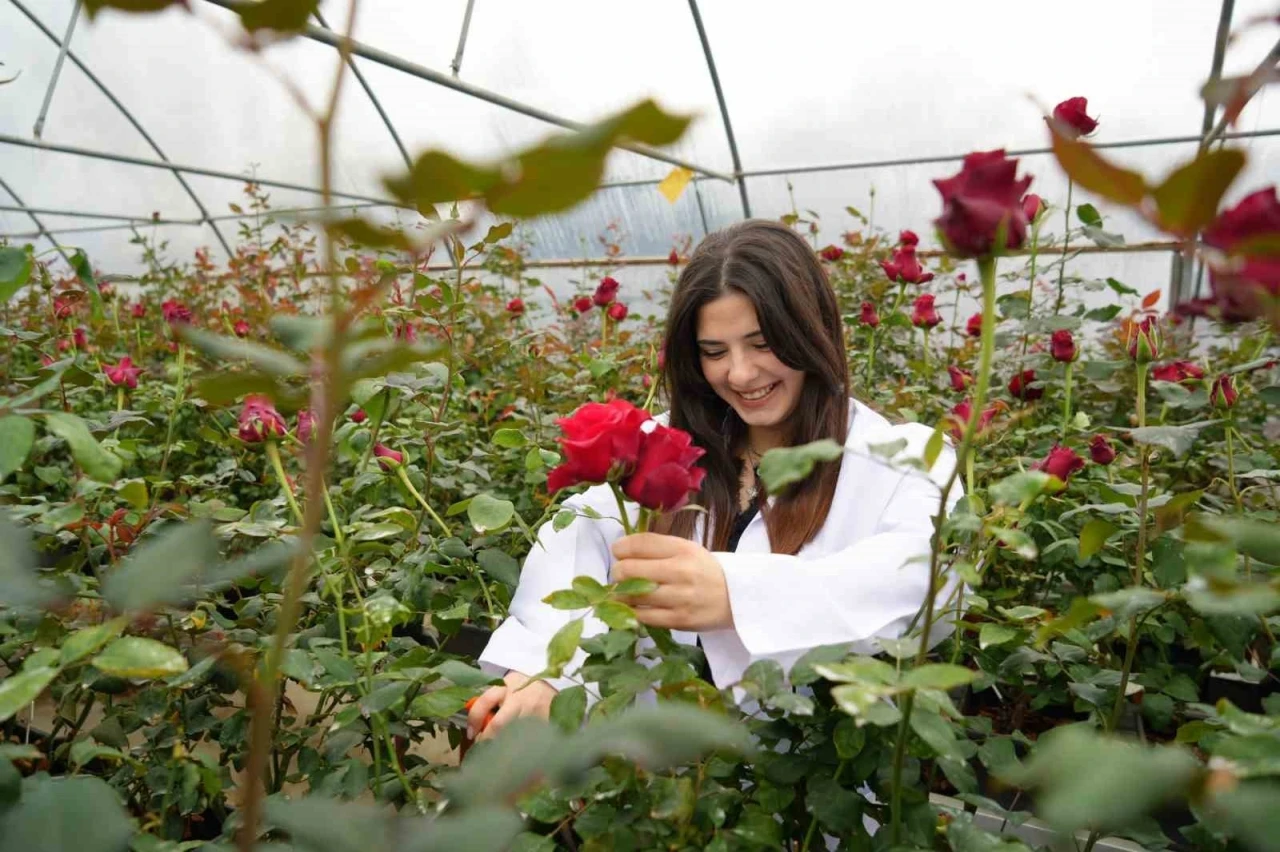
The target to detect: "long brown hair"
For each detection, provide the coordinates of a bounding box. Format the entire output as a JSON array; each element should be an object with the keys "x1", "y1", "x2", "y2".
[{"x1": 655, "y1": 219, "x2": 851, "y2": 555}]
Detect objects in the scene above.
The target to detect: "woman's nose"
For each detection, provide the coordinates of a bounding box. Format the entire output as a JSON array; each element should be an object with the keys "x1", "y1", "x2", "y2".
[{"x1": 727, "y1": 351, "x2": 756, "y2": 387}]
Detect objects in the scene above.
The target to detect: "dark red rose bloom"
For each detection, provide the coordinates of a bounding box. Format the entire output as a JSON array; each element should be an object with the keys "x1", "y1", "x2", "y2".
[
  {"x1": 374, "y1": 443, "x2": 404, "y2": 470},
  {"x1": 1211, "y1": 374, "x2": 1239, "y2": 408},
  {"x1": 668, "y1": 249, "x2": 681, "y2": 266},
  {"x1": 233, "y1": 319, "x2": 251, "y2": 338},
  {"x1": 573, "y1": 296, "x2": 593, "y2": 314},
  {"x1": 1050, "y1": 329, "x2": 1077, "y2": 363},
  {"x1": 1126, "y1": 316, "x2": 1161, "y2": 363},
  {"x1": 894, "y1": 246, "x2": 934, "y2": 285},
  {"x1": 1022, "y1": 193, "x2": 1044, "y2": 224},
  {"x1": 1151, "y1": 360, "x2": 1205, "y2": 384},
  {"x1": 948, "y1": 399, "x2": 1000, "y2": 442},
  {"x1": 899, "y1": 230, "x2": 920, "y2": 247},
  {"x1": 1192, "y1": 187, "x2": 1280, "y2": 324},
  {"x1": 506, "y1": 298, "x2": 525, "y2": 316},
  {"x1": 161, "y1": 300, "x2": 192, "y2": 325},
  {"x1": 1052, "y1": 97, "x2": 1099, "y2": 138},
  {"x1": 297, "y1": 409, "x2": 316, "y2": 444},
  {"x1": 72, "y1": 327, "x2": 87, "y2": 350},
  {"x1": 1037, "y1": 444, "x2": 1086, "y2": 482},
  {"x1": 819, "y1": 245, "x2": 845, "y2": 262},
  {"x1": 131, "y1": 302, "x2": 146, "y2": 319},
  {"x1": 545, "y1": 399, "x2": 651, "y2": 492},
  {"x1": 238, "y1": 395, "x2": 287, "y2": 443},
  {"x1": 350, "y1": 408, "x2": 368, "y2": 424},
  {"x1": 932, "y1": 150, "x2": 1034, "y2": 258},
  {"x1": 859, "y1": 301, "x2": 881, "y2": 328},
  {"x1": 103, "y1": 357, "x2": 141, "y2": 389},
  {"x1": 911, "y1": 293, "x2": 942, "y2": 329},
  {"x1": 53, "y1": 297, "x2": 75, "y2": 320},
  {"x1": 593, "y1": 277, "x2": 620, "y2": 307},
  {"x1": 607, "y1": 302, "x2": 629, "y2": 322},
  {"x1": 1008, "y1": 369, "x2": 1044, "y2": 401},
  {"x1": 622, "y1": 423, "x2": 707, "y2": 513},
  {"x1": 948, "y1": 365, "x2": 973, "y2": 392},
  {"x1": 966, "y1": 313, "x2": 984, "y2": 338},
  {"x1": 879, "y1": 257, "x2": 900, "y2": 282},
  {"x1": 1089, "y1": 434, "x2": 1116, "y2": 466}
]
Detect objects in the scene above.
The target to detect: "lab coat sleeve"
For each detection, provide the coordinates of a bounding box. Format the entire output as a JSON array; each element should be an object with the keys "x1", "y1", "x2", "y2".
[
  {"x1": 477, "y1": 483, "x2": 626, "y2": 692},
  {"x1": 713, "y1": 431, "x2": 963, "y2": 669}
]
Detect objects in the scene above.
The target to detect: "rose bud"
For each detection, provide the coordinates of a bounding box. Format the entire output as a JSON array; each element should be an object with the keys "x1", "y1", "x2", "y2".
[
  {"x1": 1126, "y1": 316, "x2": 1161, "y2": 364},
  {"x1": 1050, "y1": 329, "x2": 1077, "y2": 363},
  {"x1": 948, "y1": 365, "x2": 973, "y2": 392},
  {"x1": 1037, "y1": 444, "x2": 1086, "y2": 483},
  {"x1": 966, "y1": 312, "x2": 983, "y2": 338},
  {"x1": 1052, "y1": 96, "x2": 1100, "y2": 138},
  {"x1": 932, "y1": 149, "x2": 1034, "y2": 257},
  {"x1": 819, "y1": 245, "x2": 845, "y2": 262},
  {"x1": 859, "y1": 301, "x2": 880, "y2": 328},
  {"x1": 573, "y1": 296, "x2": 593, "y2": 314},
  {"x1": 506, "y1": 298, "x2": 525, "y2": 316},
  {"x1": 1008, "y1": 369, "x2": 1044, "y2": 401},
  {"x1": 238, "y1": 395, "x2": 287, "y2": 443},
  {"x1": 374, "y1": 443, "x2": 404, "y2": 470},
  {"x1": 911, "y1": 294, "x2": 942, "y2": 329},
  {"x1": 1022, "y1": 193, "x2": 1044, "y2": 224},
  {"x1": 1089, "y1": 435, "x2": 1116, "y2": 466},
  {"x1": 350, "y1": 408, "x2": 368, "y2": 424},
  {"x1": 233, "y1": 319, "x2": 251, "y2": 338},
  {"x1": 1210, "y1": 374, "x2": 1239, "y2": 409},
  {"x1": 607, "y1": 302, "x2": 629, "y2": 322},
  {"x1": 592, "y1": 276, "x2": 620, "y2": 307}
]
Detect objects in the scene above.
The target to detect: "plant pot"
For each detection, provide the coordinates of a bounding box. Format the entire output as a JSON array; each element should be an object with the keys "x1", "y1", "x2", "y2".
[
  {"x1": 439, "y1": 623, "x2": 494, "y2": 659},
  {"x1": 1204, "y1": 671, "x2": 1277, "y2": 713}
]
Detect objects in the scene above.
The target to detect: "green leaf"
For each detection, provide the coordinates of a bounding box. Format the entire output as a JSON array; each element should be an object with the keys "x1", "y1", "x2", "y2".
[
  {"x1": 0, "y1": 246, "x2": 32, "y2": 302},
  {"x1": 68, "y1": 250, "x2": 103, "y2": 321},
  {"x1": 475, "y1": 548, "x2": 520, "y2": 587},
  {"x1": 1130, "y1": 421, "x2": 1217, "y2": 459},
  {"x1": 901, "y1": 664, "x2": 977, "y2": 691},
  {"x1": 1187, "y1": 514, "x2": 1280, "y2": 565},
  {"x1": 180, "y1": 326, "x2": 305, "y2": 376},
  {"x1": 1259, "y1": 385, "x2": 1280, "y2": 406},
  {"x1": 233, "y1": 0, "x2": 320, "y2": 33},
  {"x1": 1203, "y1": 782, "x2": 1280, "y2": 852},
  {"x1": 1048, "y1": 125, "x2": 1148, "y2": 206},
  {"x1": 68, "y1": 741, "x2": 127, "y2": 769},
  {"x1": 979, "y1": 623, "x2": 1019, "y2": 650},
  {"x1": 0, "y1": 775, "x2": 133, "y2": 852},
  {"x1": 805, "y1": 773, "x2": 862, "y2": 833},
  {"x1": 990, "y1": 471, "x2": 1059, "y2": 506},
  {"x1": 549, "y1": 685, "x2": 587, "y2": 733},
  {"x1": 467, "y1": 493, "x2": 515, "y2": 534},
  {"x1": 542, "y1": 590, "x2": 590, "y2": 610},
  {"x1": 833, "y1": 716, "x2": 866, "y2": 759},
  {"x1": 1078, "y1": 518, "x2": 1118, "y2": 562},
  {"x1": 756, "y1": 439, "x2": 844, "y2": 492},
  {"x1": 60, "y1": 618, "x2": 127, "y2": 666},
  {"x1": 42, "y1": 412, "x2": 122, "y2": 482},
  {"x1": 101, "y1": 520, "x2": 218, "y2": 612},
  {"x1": 1085, "y1": 304, "x2": 1124, "y2": 323},
  {"x1": 1106, "y1": 277, "x2": 1139, "y2": 297},
  {"x1": 923, "y1": 424, "x2": 945, "y2": 471},
  {"x1": 1091, "y1": 587, "x2": 1168, "y2": 620},
  {"x1": 789, "y1": 643, "x2": 851, "y2": 687},
  {"x1": 0, "y1": 510, "x2": 54, "y2": 609},
  {"x1": 1001, "y1": 726, "x2": 1200, "y2": 834},
  {"x1": 492, "y1": 428, "x2": 527, "y2": 448},
  {"x1": 1076, "y1": 203, "x2": 1103, "y2": 227},
  {"x1": 545, "y1": 618, "x2": 583, "y2": 675},
  {"x1": 996, "y1": 291, "x2": 1031, "y2": 319},
  {"x1": 0, "y1": 665, "x2": 59, "y2": 724},
  {"x1": 1152, "y1": 148, "x2": 1246, "y2": 236},
  {"x1": 92, "y1": 637, "x2": 187, "y2": 679},
  {"x1": 409, "y1": 685, "x2": 474, "y2": 719},
  {"x1": 571, "y1": 575, "x2": 609, "y2": 604},
  {"x1": 114, "y1": 479, "x2": 148, "y2": 510},
  {"x1": 947, "y1": 815, "x2": 1035, "y2": 851},
  {"x1": 594, "y1": 600, "x2": 639, "y2": 630},
  {"x1": 613, "y1": 577, "x2": 658, "y2": 596}
]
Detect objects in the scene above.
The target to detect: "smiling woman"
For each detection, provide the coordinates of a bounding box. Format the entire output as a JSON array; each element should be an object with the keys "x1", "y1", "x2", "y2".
[{"x1": 473, "y1": 219, "x2": 962, "y2": 740}]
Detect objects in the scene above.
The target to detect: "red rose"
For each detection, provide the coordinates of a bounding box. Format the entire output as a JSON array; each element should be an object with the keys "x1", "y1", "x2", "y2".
[
  {"x1": 103, "y1": 357, "x2": 141, "y2": 389},
  {"x1": 1037, "y1": 444, "x2": 1086, "y2": 482},
  {"x1": 593, "y1": 277, "x2": 620, "y2": 307},
  {"x1": 948, "y1": 399, "x2": 1000, "y2": 442},
  {"x1": 966, "y1": 312, "x2": 983, "y2": 338},
  {"x1": 374, "y1": 443, "x2": 404, "y2": 470},
  {"x1": 607, "y1": 302, "x2": 629, "y2": 322},
  {"x1": 622, "y1": 424, "x2": 707, "y2": 512},
  {"x1": 948, "y1": 365, "x2": 973, "y2": 392},
  {"x1": 1022, "y1": 193, "x2": 1044, "y2": 224},
  {"x1": 1194, "y1": 187, "x2": 1280, "y2": 324},
  {"x1": 351, "y1": 408, "x2": 368, "y2": 424},
  {"x1": 161, "y1": 300, "x2": 192, "y2": 325},
  {"x1": 1125, "y1": 316, "x2": 1161, "y2": 363},
  {"x1": 297, "y1": 409, "x2": 316, "y2": 444},
  {"x1": 395, "y1": 322, "x2": 417, "y2": 343},
  {"x1": 668, "y1": 249, "x2": 681, "y2": 266},
  {"x1": 896, "y1": 246, "x2": 935, "y2": 285},
  {"x1": 911, "y1": 293, "x2": 941, "y2": 329},
  {"x1": 233, "y1": 319, "x2": 251, "y2": 338},
  {"x1": 1211, "y1": 374, "x2": 1239, "y2": 408},
  {"x1": 879, "y1": 257, "x2": 901, "y2": 282},
  {"x1": 1052, "y1": 97, "x2": 1099, "y2": 138},
  {"x1": 1008, "y1": 369, "x2": 1043, "y2": 401},
  {"x1": 819, "y1": 245, "x2": 844, "y2": 262},
  {"x1": 1089, "y1": 435, "x2": 1116, "y2": 466},
  {"x1": 506, "y1": 298, "x2": 525, "y2": 316},
  {"x1": 1151, "y1": 361, "x2": 1205, "y2": 384},
  {"x1": 933, "y1": 150, "x2": 1034, "y2": 258},
  {"x1": 545, "y1": 399, "x2": 651, "y2": 492},
  {"x1": 899, "y1": 230, "x2": 920, "y2": 247},
  {"x1": 53, "y1": 297, "x2": 75, "y2": 320},
  {"x1": 1050, "y1": 329, "x2": 1077, "y2": 363},
  {"x1": 72, "y1": 327, "x2": 87, "y2": 350},
  {"x1": 130, "y1": 303, "x2": 146, "y2": 319},
  {"x1": 859, "y1": 301, "x2": 880, "y2": 328},
  {"x1": 238, "y1": 395, "x2": 287, "y2": 443}
]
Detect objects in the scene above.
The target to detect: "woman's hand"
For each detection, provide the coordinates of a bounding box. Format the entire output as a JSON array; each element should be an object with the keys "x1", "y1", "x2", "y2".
[
  {"x1": 610, "y1": 533, "x2": 733, "y2": 631},
  {"x1": 467, "y1": 669, "x2": 557, "y2": 741}
]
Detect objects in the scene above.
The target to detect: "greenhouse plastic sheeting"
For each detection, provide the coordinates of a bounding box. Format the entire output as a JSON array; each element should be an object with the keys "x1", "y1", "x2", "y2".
[{"x1": 1, "y1": 0, "x2": 1278, "y2": 277}]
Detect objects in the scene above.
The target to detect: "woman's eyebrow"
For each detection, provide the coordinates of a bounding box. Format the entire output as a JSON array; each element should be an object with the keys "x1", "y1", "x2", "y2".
[{"x1": 696, "y1": 330, "x2": 765, "y2": 346}]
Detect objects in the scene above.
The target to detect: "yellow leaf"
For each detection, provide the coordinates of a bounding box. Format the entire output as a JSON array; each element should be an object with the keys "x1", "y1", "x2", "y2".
[{"x1": 657, "y1": 167, "x2": 695, "y2": 204}]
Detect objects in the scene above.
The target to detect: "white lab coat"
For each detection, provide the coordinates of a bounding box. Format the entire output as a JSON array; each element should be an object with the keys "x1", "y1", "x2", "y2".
[{"x1": 478, "y1": 397, "x2": 962, "y2": 693}]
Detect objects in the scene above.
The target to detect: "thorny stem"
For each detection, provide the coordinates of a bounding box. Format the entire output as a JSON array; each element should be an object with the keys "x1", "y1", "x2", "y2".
[
  {"x1": 237, "y1": 4, "x2": 360, "y2": 850},
  {"x1": 1054, "y1": 180, "x2": 1074, "y2": 315},
  {"x1": 395, "y1": 465, "x2": 452, "y2": 537},
  {"x1": 158, "y1": 343, "x2": 186, "y2": 476},
  {"x1": 891, "y1": 255, "x2": 998, "y2": 846},
  {"x1": 265, "y1": 441, "x2": 304, "y2": 526}
]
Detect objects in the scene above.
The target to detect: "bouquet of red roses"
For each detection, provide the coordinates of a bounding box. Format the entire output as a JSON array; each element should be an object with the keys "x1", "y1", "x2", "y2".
[{"x1": 545, "y1": 398, "x2": 706, "y2": 533}]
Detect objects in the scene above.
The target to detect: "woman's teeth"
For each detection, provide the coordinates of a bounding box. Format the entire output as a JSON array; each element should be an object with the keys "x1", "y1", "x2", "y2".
[{"x1": 739, "y1": 383, "x2": 777, "y2": 401}]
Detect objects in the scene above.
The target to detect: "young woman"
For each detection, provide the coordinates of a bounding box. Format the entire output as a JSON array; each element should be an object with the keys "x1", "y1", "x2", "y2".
[{"x1": 470, "y1": 219, "x2": 960, "y2": 741}]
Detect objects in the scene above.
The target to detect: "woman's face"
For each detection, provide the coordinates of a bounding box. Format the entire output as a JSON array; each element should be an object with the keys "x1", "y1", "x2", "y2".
[{"x1": 695, "y1": 290, "x2": 805, "y2": 444}]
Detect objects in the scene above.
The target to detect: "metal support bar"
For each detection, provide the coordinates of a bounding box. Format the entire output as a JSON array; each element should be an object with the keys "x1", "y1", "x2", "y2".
[
  {"x1": 313, "y1": 10, "x2": 411, "y2": 168},
  {"x1": 687, "y1": 0, "x2": 749, "y2": 217},
  {"x1": 1203, "y1": 36, "x2": 1280, "y2": 148},
  {"x1": 0, "y1": 175, "x2": 79, "y2": 276},
  {"x1": 32, "y1": 0, "x2": 80, "y2": 139},
  {"x1": 0, "y1": 202, "x2": 403, "y2": 239},
  {"x1": 201, "y1": 0, "x2": 734, "y2": 183},
  {"x1": 0, "y1": 203, "x2": 202, "y2": 224},
  {"x1": 0, "y1": 221, "x2": 202, "y2": 240},
  {"x1": 451, "y1": 0, "x2": 476, "y2": 77},
  {"x1": 0, "y1": 133, "x2": 405, "y2": 208},
  {"x1": 9, "y1": 0, "x2": 235, "y2": 257}
]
